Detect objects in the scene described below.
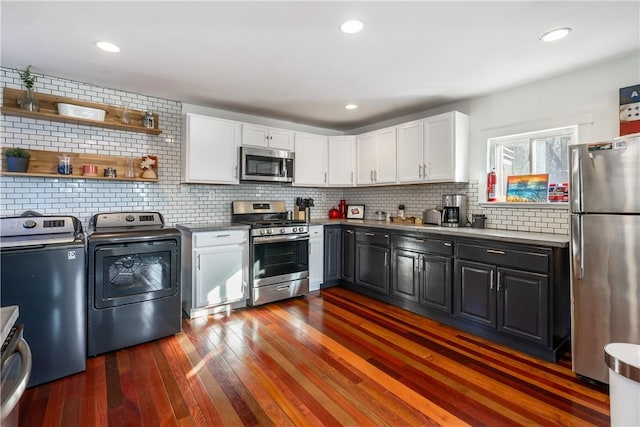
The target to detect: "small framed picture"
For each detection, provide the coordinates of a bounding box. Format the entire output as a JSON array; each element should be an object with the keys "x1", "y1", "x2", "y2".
[{"x1": 346, "y1": 204, "x2": 365, "y2": 219}]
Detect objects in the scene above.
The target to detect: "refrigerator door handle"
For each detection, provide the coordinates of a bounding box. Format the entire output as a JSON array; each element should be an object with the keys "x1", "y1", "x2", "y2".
[
  {"x1": 571, "y1": 215, "x2": 584, "y2": 279},
  {"x1": 571, "y1": 148, "x2": 582, "y2": 212}
]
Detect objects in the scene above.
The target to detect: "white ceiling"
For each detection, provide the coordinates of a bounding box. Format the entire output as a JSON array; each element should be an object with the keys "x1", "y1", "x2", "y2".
[{"x1": 2, "y1": 1, "x2": 639, "y2": 130}]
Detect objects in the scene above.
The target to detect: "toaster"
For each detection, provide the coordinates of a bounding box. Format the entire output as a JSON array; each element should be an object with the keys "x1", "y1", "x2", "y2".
[{"x1": 423, "y1": 209, "x2": 442, "y2": 226}]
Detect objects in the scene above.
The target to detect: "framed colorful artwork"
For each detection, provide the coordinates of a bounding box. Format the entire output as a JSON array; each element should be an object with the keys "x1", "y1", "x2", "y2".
[{"x1": 506, "y1": 174, "x2": 549, "y2": 202}]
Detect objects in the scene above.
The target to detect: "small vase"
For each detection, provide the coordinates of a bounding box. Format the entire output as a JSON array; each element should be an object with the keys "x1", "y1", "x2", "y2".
[
  {"x1": 18, "y1": 87, "x2": 40, "y2": 112},
  {"x1": 141, "y1": 168, "x2": 157, "y2": 179},
  {"x1": 6, "y1": 157, "x2": 30, "y2": 173}
]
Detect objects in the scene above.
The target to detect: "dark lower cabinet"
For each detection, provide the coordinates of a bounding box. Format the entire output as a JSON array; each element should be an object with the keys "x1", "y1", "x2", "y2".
[
  {"x1": 355, "y1": 243, "x2": 389, "y2": 293},
  {"x1": 331, "y1": 224, "x2": 569, "y2": 362},
  {"x1": 391, "y1": 249, "x2": 420, "y2": 303},
  {"x1": 419, "y1": 254, "x2": 453, "y2": 313},
  {"x1": 341, "y1": 228, "x2": 355, "y2": 283},
  {"x1": 455, "y1": 260, "x2": 496, "y2": 327},
  {"x1": 498, "y1": 267, "x2": 548, "y2": 345},
  {"x1": 354, "y1": 229, "x2": 390, "y2": 294},
  {"x1": 455, "y1": 242, "x2": 552, "y2": 347},
  {"x1": 323, "y1": 226, "x2": 341, "y2": 285}
]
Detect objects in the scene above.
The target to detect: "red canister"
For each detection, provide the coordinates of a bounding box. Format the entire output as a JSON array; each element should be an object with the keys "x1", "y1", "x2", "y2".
[{"x1": 338, "y1": 199, "x2": 347, "y2": 218}]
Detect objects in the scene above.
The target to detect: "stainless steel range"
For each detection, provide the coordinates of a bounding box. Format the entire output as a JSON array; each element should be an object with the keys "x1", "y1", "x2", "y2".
[{"x1": 232, "y1": 201, "x2": 309, "y2": 306}]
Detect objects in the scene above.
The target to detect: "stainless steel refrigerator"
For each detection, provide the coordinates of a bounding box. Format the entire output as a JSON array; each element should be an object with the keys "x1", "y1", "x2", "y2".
[{"x1": 569, "y1": 134, "x2": 640, "y2": 384}]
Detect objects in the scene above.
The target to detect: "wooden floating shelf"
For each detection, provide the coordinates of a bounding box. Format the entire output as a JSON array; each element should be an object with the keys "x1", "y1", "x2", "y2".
[
  {"x1": 1, "y1": 148, "x2": 159, "y2": 183},
  {"x1": 1, "y1": 87, "x2": 163, "y2": 135}
]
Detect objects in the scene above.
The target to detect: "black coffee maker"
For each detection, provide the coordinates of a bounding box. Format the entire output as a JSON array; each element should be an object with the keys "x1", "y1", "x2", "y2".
[{"x1": 442, "y1": 194, "x2": 468, "y2": 227}]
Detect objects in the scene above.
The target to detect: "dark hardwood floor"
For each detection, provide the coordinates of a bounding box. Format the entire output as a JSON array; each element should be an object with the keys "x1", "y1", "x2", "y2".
[{"x1": 19, "y1": 287, "x2": 609, "y2": 426}]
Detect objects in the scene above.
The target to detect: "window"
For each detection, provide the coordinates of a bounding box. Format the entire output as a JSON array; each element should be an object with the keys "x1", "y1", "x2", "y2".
[{"x1": 487, "y1": 126, "x2": 577, "y2": 203}]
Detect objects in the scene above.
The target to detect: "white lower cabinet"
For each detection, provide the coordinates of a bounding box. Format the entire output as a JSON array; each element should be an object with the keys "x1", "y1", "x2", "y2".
[
  {"x1": 181, "y1": 229, "x2": 249, "y2": 318},
  {"x1": 309, "y1": 225, "x2": 324, "y2": 291}
]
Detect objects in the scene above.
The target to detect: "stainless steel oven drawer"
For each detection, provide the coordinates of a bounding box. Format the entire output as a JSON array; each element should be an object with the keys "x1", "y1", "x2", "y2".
[{"x1": 251, "y1": 278, "x2": 309, "y2": 306}]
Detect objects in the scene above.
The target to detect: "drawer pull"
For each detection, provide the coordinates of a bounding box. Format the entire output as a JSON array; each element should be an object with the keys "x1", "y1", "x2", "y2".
[
  {"x1": 413, "y1": 239, "x2": 425, "y2": 243},
  {"x1": 384, "y1": 234, "x2": 389, "y2": 238},
  {"x1": 277, "y1": 285, "x2": 291, "y2": 291},
  {"x1": 443, "y1": 242, "x2": 452, "y2": 247},
  {"x1": 346, "y1": 230, "x2": 354, "y2": 234},
  {"x1": 486, "y1": 249, "x2": 505, "y2": 255},
  {"x1": 365, "y1": 232, "x2": 376, "y2": 236},
  {"x1": 215, "y1": 234, "x2": 231, "y2": 238}
]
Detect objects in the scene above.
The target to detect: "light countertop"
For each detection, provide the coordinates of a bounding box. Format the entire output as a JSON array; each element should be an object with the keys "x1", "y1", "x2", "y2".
[{"x1": 309, "y1": 219, "x2": 569, "y2": 248}]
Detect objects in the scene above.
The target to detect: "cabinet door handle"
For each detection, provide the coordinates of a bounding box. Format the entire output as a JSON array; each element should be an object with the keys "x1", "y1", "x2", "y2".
[
  {"x1": 346, "y1": 230, "x2": 354, "y2": 234},
  {"x1": 418, "y1": 164, "x2": 423, "y2": 178},
  {"x1": 324, "y1": 172, "x2": 327, "y2": 183},
  {"x1": 384, "y1": 234, "x2": 389, "y2": 238},
  {"x1": 197, "y1": 254, "x2": 201, "y2": 270},
  {"x1": 234, "y1": 165, "x2": 238, "y2": 178},
  {"x1": 351, "y1": 171, "x2": 354, "y2": 183},
  {"x1": 497, "y1": 271, "x2": 502, "y2": 292},
  {"x1": 489, "y1": 269, "x2": 494, "y2": 290},
  {"x1": 486, "y1": 249, "x2": 505, "y2": 255},
  {"x1": 443, "y1": 242, "x2": 452, "y2": 247},
  {"x1": 374, "y1": 170, "x2": 377, "y2": 182},
  {"x1": 370, "y1": 170, "x2": 373, "y2": 182},
  {"x1": 423, "y1": 163, "x2": 427, "y2": 177}
]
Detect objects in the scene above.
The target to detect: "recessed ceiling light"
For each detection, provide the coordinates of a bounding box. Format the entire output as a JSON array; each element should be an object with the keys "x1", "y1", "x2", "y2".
[
  {"x1": 96, "y1": 41, "x2": 120, "y2": 53},
  {"x1": 340, "y1": 20, "x2": 364, "y2": 34},
  {"x1": 345, "y1": 104, "x2": 358, "y2": 110},
  {"x1": 540, "y1": 27, "x2": 572, "y2": 42}
]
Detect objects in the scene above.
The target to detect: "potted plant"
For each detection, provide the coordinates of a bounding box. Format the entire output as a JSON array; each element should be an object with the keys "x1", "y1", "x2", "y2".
[
  {"x1": 5, "y1": 147, "x2": 31, "y2": 173},
  {"x1": 16, "y1": 65, "x2": 39, "y2": 112}
]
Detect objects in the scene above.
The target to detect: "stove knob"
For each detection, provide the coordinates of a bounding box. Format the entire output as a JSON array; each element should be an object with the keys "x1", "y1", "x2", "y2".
[
  {"x1": 280, "y1": 228, "x2": 285, "y2": 234},
  {"x1": 267, "y1": 229, "x2": 273, "y2": 235},
  {"x1": 260, "y1": 229, "x2": 266, "y2": 235},
  {"x1": 292, "y1": 227, "x2": 297, "y2": 232},
  {"x1": 125, "y1": 215, "x2": 135, "y2": 222}
]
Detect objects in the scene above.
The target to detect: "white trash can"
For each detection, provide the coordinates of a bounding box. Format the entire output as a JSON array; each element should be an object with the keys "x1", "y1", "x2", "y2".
[{"x1": 604, "y1": 343, "x2": 640, "y2": 427}]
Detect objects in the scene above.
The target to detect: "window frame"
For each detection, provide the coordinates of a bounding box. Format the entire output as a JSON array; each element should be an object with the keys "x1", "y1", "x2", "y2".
[{"x1": 486, "y1": 125, "x2": 577, "y2": 205}]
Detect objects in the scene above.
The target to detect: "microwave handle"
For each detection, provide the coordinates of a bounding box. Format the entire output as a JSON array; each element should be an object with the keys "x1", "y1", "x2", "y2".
[{"x1": 282, "y1": 159, "x2": 288, "y2": 178}]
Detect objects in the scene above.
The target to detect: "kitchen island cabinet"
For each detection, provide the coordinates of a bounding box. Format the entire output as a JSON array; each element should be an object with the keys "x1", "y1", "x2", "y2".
[{"x1": 341, "y1": 227, "x2": 355, "y2": 284}]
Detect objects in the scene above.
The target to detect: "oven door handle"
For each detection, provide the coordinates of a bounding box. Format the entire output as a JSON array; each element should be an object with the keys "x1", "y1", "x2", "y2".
[{"x1": 253, "y1": 234, "x2": 310, "y2": 244}]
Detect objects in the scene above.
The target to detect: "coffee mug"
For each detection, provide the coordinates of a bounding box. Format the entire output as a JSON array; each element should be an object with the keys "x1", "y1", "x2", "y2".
[{"x1": 104, "y1": 167, "x2": 117, "y2": 178}]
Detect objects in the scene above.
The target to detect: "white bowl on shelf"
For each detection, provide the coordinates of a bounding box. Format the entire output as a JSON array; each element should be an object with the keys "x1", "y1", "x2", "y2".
[{"x1": 56, "y1": 103, "x2": 106, "y2": 121}]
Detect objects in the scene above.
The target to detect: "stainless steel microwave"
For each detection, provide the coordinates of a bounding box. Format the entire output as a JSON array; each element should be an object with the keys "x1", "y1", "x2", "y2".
[{"x1": 240, "y1": 146, "x2": 294, "y2": 183}]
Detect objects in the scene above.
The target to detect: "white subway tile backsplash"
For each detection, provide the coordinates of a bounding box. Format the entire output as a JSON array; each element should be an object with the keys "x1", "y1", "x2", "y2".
[{"x1": 1, "y1": 67, "x2": 569, "y2": 235}]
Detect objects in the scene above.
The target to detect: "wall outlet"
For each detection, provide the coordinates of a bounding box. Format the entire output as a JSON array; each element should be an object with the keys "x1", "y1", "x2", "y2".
[
  {"x1": 321, "y1": 193, "x2": 326, "y2": 202},
  {"x1": 208, "y1": 190, "x2": 215, "y2": 201}
]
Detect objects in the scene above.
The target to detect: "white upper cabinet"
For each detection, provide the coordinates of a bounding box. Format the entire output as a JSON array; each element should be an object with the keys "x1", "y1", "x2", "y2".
[
  {"x1": 424, "y1": 111, "x2": 469, "y2": 182},
  {"x1": 182, "y1": 113, "x2": 240, "y2": 184},
  {"x1": 356, "y1": 126, "x2": 397, "y2": 185},
  {"x1": 242, "y1": 123, "x2": 294, "y2": 151},
  {"x1": 396, "y1": 111, "x2": 469, "y2": 184},
  {"x1": 327, "y1": 136, "x2": 356, "y2": 186},
  {"x1": 293, "y1": 132, "x2": 328, "y2": 186},
  {"x1": 396, "y1": 119, "x2": 424, "y2": 183}
]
